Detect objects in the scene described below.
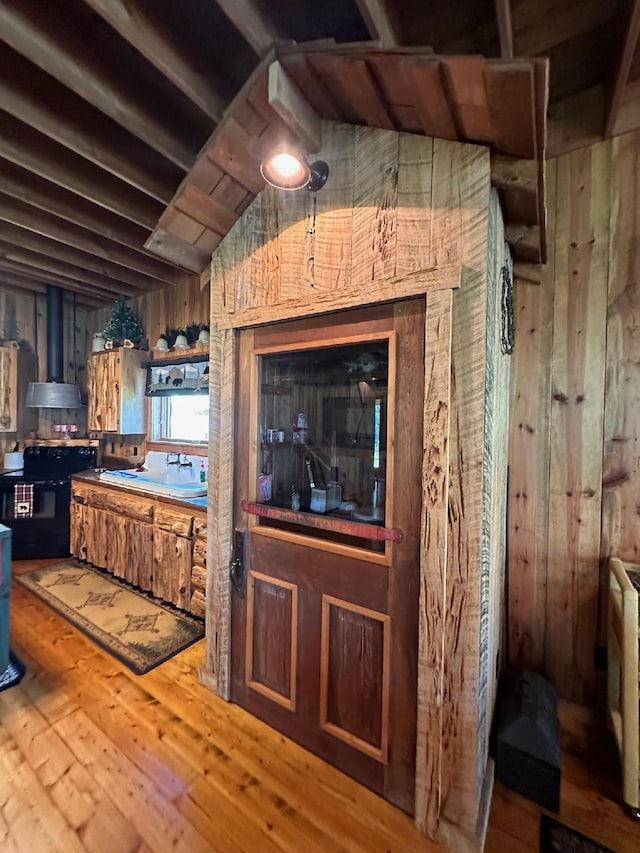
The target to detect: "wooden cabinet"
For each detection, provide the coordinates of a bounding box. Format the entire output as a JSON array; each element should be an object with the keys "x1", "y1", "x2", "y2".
[
  {"x1": 70, "y1": 479, "x2": 206, "y2": 616},
  {"x1": 88, "y1": 348, "x2": 147, "y2": 434},
  {"x1": 0, "y1": 345, "x2": 38, "y2": 434}
]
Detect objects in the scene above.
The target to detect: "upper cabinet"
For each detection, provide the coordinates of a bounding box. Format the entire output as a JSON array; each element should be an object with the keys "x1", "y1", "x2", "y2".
[
  {"x1": 88, "y1": 349, "x2": 147, "y2": 434},
  {"x1": 0, "y1": 344, "x2": 38, "y2": 434}
]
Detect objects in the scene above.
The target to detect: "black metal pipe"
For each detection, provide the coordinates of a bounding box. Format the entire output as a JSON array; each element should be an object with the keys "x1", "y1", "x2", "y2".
[{"x1": 46, "y1": 284, "x2": 64, "y2": 382}]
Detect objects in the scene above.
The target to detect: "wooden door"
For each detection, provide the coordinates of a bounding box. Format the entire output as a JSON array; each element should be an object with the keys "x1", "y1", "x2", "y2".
[
  {"x1": 231, "y1": 300, "x2": 424, "y2": 814},
  {"x1": 88, "y1": 351, "x2": 119, "y2": 432}
]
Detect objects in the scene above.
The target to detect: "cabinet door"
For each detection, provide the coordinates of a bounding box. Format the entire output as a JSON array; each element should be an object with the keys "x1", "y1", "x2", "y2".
[
  {"x1": 88, "y1": 351, "x2": 120, "y2": 432},
  {"x1": 85, "y1": 506, "x2": 110, "y2": 568},
  {"x1": 110, "y1": 514, "x2": 153, "y2": 588},
  {"x1": 0, "y1": 346, "x2": 17, "y2": 432},
  {"x1": 70, "y1": 500, "x2": 88, "y2": 560},
  {"x1": 153, "y1": 529, "x2": 192, "y2": 608}
]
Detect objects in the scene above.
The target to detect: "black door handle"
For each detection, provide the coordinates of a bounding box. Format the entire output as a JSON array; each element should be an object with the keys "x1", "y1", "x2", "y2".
[{"x1": 229, "y1": 528, "x2": 246, "y2": 597}]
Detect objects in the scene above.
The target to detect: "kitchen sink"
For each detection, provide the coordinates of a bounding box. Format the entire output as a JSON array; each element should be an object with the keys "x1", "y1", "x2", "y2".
[{"x1": 99, "y1": 469, "x2": 207, "y2": 498}]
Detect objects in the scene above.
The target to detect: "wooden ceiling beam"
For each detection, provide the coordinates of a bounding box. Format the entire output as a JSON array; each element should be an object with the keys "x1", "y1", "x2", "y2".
[
  {"x1": 0, "y1": 222, "x2": 162, "y2": 293},
  {"x1": 0, "y1": 0, "x2": 196, "y2": 170},
  {"x1": 605, "y1": 0, "x2": 640, "y2": 137},
  {"x1": 0, "y1": 271, "x2": 105, "y2": 305},
  {"x1": 213, "y1": 0, "x2": 277, "y2": 56},
  {"x1": 491, "y1": 154, "x2": 538, "y2": 194},
  {"x1": 267, "y1": 60, "x2": 322, "y2": 153},
  {"x1": 0, "y1": 192, "x2": 192, "y2": 288},
  {"x1": 353, "y1": 0, "x2": 402, "y2": 46},
  {"x1": 0, "y1": 249, "x2": 129, "y2": 301},
  {"x1": 0, "y1": 115, "x2": 163, "y2": 229},
  {"x1": 144, "y1": 228, "x2": 213, "y2": 274},
  {"x1": 0, "y1": 161, "x2": 156, "y2": 254},
  {"x1": 494, "y1": 0, "x2": 514, "y2": 59},
  {"x1": 0, "y1": 50, "x2": 176, "y2": 203},
  {"x1": 80, "y1": 0, "x2": 227, "y2": 122}
]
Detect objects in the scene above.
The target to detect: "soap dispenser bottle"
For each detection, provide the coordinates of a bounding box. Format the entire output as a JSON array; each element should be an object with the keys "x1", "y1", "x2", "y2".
[{"x1": 200, "y1": 462, "x2": 206, "y2": 483}]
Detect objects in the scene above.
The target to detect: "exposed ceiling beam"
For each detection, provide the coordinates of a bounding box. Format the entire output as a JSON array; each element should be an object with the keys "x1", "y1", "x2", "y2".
[
  {"x1": 353, "y1": 0, "x2": 401, "y2": 46},
  {"x1": 0, "y1": 0, "x2": 197, "y2": 170},
  {"x1": 80, "y1": 0, "x2": 227, "y2": 122},
  {"x1": 0, "y1": 249, "x2": 128, "y2": 301},
  {"x1": 0, "y1": 161, "x2": 158, "y2": 254},
  {"x1": 0, "y1": 222, "x2": 163, "y2": 293},
  {"x1": 605, "y1": 0, "x2": 640, "y2": 137},
  {"x1": 0, "y1": 116, "x2": 164, "y2": 229},
  {"x1": 494, "y1": 0, "x2": 514, "y2": 59},
  {"x1": 0, "y1": 193, "x2": 191, "y2": 287},
  {"x1": 0, "y1": 50, "x2": 176, "y2": 203},
  {"x1": 0, "y1": 271, "x2": 104, "y2": 305},
  {"x1": 213, "y1": 0, "x2": 277, "y2": 56}
]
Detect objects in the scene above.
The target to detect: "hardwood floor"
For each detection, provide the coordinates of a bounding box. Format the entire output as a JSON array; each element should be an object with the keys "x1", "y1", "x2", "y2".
[
  {"x1": 486, "y1": 699, "x2": 640, "y2": 853},
  {"x1": 4, "y1": 560, "x2": 639, "y2": 852}
]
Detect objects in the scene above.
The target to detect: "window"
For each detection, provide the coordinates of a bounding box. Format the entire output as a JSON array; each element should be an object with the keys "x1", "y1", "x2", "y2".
[{"x1": 152, "y1": 394, "x2": 209, "y2": 443}]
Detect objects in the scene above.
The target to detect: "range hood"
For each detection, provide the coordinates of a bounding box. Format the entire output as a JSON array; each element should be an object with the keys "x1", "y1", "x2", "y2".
[{"x1": 27, "y1": 285, "x2": 82, "y2": 409}]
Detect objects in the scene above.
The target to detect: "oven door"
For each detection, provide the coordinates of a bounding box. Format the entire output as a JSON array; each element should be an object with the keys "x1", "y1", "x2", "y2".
[{"x1": 0, "y1": 478, "x2": 71, "y2": 560}]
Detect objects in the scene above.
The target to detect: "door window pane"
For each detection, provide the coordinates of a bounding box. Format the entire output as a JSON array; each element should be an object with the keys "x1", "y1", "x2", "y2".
[{"x1": 257, "y1": 340, "x2": 389, "y2": 549}]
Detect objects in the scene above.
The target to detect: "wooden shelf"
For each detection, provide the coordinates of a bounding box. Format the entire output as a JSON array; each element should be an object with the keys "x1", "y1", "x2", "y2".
[{"x1": 241, "y1": 500, "x2": 403, "y2": 542}]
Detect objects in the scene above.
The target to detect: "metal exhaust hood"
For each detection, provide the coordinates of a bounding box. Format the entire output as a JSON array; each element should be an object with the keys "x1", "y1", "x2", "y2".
[{"x1": 27, "y1": 285, "x2": 82, "y2": 409}]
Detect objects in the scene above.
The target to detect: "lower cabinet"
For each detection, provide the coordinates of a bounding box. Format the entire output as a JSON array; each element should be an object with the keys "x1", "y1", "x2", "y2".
[{"x1": 70, "y1": 480, "x2": 206, "y2": 616}]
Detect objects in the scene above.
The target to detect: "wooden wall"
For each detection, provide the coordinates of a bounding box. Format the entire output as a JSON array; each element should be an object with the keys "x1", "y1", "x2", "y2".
[
  {"x1": 86, "y1": 273, "x2": 209, "y2": 460},
  {"x1": 0, "y1": 288, "x2": 92, "y2": 452},
  {"x1": 508, "y1": 128, "x2": 640, "y2": 707}
]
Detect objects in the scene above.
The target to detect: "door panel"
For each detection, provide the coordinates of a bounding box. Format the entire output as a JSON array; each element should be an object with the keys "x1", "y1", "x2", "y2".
[{"x1": 231, "y1": 299, "x2": 424, "y2": 814}]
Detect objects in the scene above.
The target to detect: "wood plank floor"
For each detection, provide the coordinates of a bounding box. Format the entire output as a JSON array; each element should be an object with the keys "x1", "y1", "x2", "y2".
[{"x1": 4, "y1": 559, "x2": 640, "y2": 852}]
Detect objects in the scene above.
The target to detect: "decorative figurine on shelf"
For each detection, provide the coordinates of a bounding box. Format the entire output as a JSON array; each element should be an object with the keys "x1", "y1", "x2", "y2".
[{"x1": 103, "y1": 294, "x2": 145, "y2": 349}]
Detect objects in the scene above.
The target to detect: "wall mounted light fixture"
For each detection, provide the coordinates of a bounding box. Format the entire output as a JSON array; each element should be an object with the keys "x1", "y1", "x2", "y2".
[{"x1": 260, "y1": 148, "x2": 329, "y2": 192}]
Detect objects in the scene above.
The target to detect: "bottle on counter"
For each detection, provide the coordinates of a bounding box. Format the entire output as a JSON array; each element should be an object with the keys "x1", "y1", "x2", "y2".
[{"x1": 200, "y1": 462, "x2": 206, "y2": 483}]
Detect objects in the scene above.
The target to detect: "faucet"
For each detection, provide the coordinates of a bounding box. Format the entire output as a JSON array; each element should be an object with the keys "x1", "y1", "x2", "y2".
[{"x1": 166, "y1": 450, "x2": 192, "y2": 469}]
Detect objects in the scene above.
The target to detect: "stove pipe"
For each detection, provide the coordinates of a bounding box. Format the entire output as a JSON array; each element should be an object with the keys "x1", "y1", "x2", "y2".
[{"x1": 26, "y1": 285, "x2": 82, "y2": 408}]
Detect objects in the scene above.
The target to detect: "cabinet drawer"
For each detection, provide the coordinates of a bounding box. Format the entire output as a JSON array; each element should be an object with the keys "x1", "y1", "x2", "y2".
[
  {"x1": 155, "y1": 505, "x2": 193, "y2": 537},
  {"x1": 105, "y1": 491, "x2": 154, "y2": 522}
]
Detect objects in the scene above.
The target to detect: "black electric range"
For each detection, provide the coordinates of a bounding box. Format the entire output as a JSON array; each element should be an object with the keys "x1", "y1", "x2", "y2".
[{"x1": 0, "y1": 445, "x2": 97, "y2": 560}]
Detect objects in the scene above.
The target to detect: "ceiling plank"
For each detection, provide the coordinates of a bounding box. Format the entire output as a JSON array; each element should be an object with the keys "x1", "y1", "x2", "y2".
[
  {"x1": 267, "y1": 60, "x2": 322, "y2": 153},
  {"x1": 306, "y1": 54, "x2": 394, "y2": 129},
  {"x1": 174, "y1": 184, "x2": 239, "y2": 237},
  {"x1": 353, "y1": 0, "x2": 402, "y2": 46},
  {"x1": 0, "y1": 249, "x2": 129, "y2": 300},
  {"x1": 213, "y1": 0, "x2": 276, "y2": 56},
  {"x1": 401, "y1": 58, "x2": 459, "y2": 140},
  {"x1": 494, "y1": 0, "x2": 514, "y2": 59},
  {"x1": 279, "y1": 54, "x2": 343, "y2": 121},
  {"x1": 484, "y1": 62, "x2": 536, "y2": 158},
  {"x1": 81, "y1": 0, "x2": 227, "y2": 122},
  {"x1": 0, "y1": 115, "x2": 163, "y2": 229},
  {"x1": 440, "y1": 56, "x2": 494, "y2": 142},
  {"x1": 144, "y1": 228, "x2": 212, "y2": 273},
  {"x1": 0, "y1": 0, "x2": 196, "y2": 170},
  {"x1": 0, "y1": 222, "x2": 163, "y2": 292},
  {"x1": 0, "y1": 49, "x2": 176, "y2": 203},
  {"x1": 605, "y1": 0, "x2": 640, "y2": 137},
  {"x1": 0, "y1": 192, "x2": 191, "y2": 287}
]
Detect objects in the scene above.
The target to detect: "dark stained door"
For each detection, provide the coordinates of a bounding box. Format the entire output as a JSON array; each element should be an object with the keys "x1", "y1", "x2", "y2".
[{"x1": 230, "y1": 299, "x2": 424, "y2": 814}]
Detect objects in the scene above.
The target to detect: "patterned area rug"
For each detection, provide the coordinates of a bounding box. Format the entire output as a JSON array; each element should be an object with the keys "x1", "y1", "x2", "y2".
[
  {"x1": 540, "y1": 815, "x2": 616, "y2": 853},
  {"x1": 17, "y1": 560, "x2": 204, "y2": 675}
]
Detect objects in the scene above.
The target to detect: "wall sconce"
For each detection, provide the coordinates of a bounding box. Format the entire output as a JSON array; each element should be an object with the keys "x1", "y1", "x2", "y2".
[{"x1": 260, "y1": 148, "x2": 329, "y2": 192}]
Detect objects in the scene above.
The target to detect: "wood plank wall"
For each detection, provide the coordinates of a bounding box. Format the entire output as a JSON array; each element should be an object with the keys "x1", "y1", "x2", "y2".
[
  {"x1": 508, "y1": 128, "x2": 640, "y2": 707},
  {"x1": 87, "y1": 275, "x2": 209, "y2": 460},
  {"x1": 0, "y1": 288, "x2": 91, "y2": 451}
]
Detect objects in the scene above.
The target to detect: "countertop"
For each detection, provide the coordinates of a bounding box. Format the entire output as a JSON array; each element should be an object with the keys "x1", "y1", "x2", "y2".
[{"x1": 72, "y1": 469, "x2": 208, "y2": 512}]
